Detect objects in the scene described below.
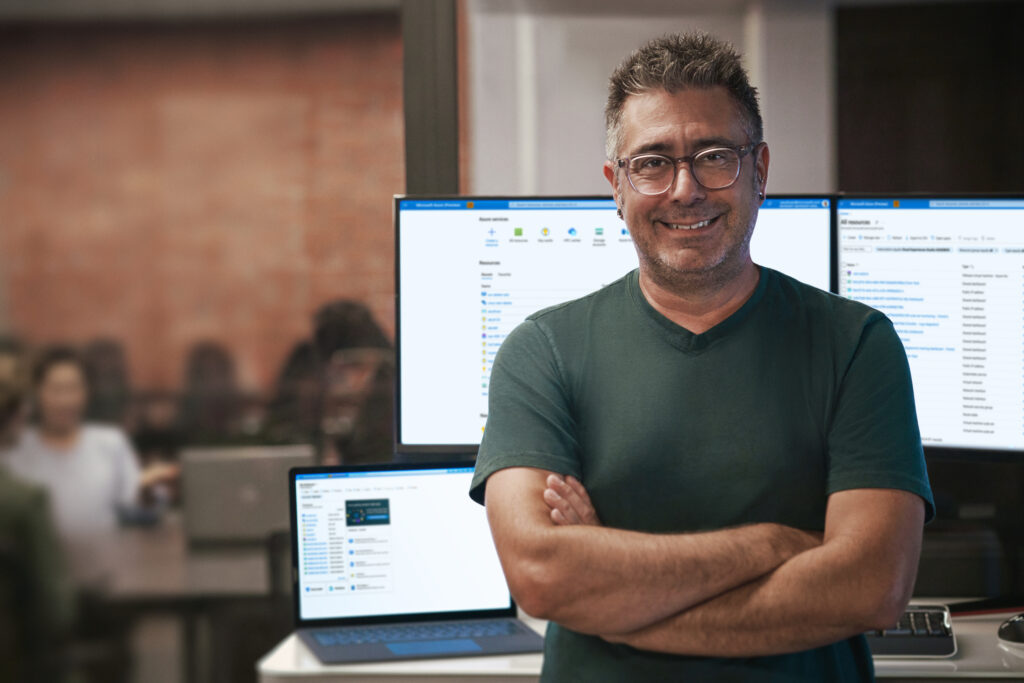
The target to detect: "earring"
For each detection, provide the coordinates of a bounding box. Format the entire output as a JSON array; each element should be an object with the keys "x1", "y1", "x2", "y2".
[
  {"x1": 758, "y1": 191, "x2": 765, "y2": 200},
  {"x1": 616, "y1": 208, "x2": 623, "y2": 219}
]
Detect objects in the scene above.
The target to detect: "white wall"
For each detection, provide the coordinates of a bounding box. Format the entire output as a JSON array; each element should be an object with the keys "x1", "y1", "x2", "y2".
[{"x1": 465, "y1": 0, "x2": 835, "y2": 195}]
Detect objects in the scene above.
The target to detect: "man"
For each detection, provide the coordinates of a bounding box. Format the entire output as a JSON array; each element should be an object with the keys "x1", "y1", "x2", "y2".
[{"x1": 469, "y1": 33, "x2": 933, "y2": 682}]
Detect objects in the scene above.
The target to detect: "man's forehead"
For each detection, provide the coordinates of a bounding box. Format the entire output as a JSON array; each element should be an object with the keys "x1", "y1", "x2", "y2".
[{"x1": 618, "y1": 86, "x2": 748, "y2": 154}]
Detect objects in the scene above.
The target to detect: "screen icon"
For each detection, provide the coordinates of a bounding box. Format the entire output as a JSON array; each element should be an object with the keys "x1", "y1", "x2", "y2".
[
  {"x1": 514, "y1": 227, "x2": 523, "y2": 236},
  {"x1": 568, "y1": 227, "x2": 578, "y2": 236},
  {"x1": 541, "y1": 228, "x2": 550, "y2": 237},
  {"x1": 595, "y1": 227, "x2": 604, "y2": 236}
]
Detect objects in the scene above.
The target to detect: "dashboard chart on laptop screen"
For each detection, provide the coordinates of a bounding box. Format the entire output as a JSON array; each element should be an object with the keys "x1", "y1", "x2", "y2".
[
  {"x1": 396, "y1": 196, "x2": 833, "y2": 449},
  {"x1": 837, "y1": 197, "x2": 1024, "y2": 455}
]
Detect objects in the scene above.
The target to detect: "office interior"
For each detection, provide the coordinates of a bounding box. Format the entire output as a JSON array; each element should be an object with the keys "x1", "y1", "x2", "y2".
[{"x1": 0, "y1": 0, "x2": 1022, "y2": 681}]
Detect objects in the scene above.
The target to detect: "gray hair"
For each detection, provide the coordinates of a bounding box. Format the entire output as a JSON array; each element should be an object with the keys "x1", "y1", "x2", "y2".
[{"x1": 605, "y1": 32, "x2": 763, "y2": 160}]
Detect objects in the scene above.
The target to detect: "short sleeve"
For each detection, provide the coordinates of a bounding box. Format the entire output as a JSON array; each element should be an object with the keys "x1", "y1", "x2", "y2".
[
  {"x1": 469, "y1": 319, "x2": 582, "y2": 505},
  {"x1": 826, "y1": 317, "x2": 935, "y2": 521}
]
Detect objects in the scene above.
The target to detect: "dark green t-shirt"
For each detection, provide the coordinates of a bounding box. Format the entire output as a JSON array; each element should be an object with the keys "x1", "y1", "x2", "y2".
[{"x1": 470, "y1": 267, "x2": 934, "y2": 683}]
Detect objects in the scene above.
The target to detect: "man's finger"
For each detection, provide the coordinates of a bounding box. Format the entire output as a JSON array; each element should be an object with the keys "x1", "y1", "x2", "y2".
[
  {"x1": 544, "y1": 479, "x2": 598, "y2": 526},
  {"x1": 562, "y1": 475, "x2": 600, "y2": 524},
  {"x1": 543, "y1": 486, "x2": 581, "y2": 524}
]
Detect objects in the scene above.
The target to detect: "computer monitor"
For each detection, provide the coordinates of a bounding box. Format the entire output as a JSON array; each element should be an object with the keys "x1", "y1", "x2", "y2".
[
  {"x1": 836, "y1": 196, "x2": 1024, "y2": 458},
  {"x1": 396, "y1": 195, "x2": 835, "y2": 452}
]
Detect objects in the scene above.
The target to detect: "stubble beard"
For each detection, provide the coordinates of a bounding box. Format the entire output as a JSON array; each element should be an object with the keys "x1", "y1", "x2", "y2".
[{"x1": 634, "y1": 215, "x2": 756, "y2": 297}]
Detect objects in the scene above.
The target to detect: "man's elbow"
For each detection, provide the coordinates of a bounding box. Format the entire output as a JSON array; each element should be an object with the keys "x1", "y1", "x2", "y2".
[
  {"x1": 504, "y1": 553, "x2": 568, "y2": 620},
  {"x1": 858, "y1": 574, "x2": 915, "y2": 631}
]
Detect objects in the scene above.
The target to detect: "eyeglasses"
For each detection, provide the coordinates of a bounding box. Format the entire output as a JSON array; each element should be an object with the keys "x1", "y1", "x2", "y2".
[{"x1": 616, "y1": 143, "x2": 755, "y2": 196}]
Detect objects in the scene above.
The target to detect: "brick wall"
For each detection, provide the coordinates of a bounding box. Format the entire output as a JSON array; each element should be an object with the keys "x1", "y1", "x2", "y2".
[{"x1": 0, "y1": 15, "x2": 403, "y2": 392}]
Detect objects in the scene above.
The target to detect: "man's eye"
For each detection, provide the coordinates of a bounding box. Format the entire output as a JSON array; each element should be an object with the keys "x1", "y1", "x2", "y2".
[{"x1": 636, "y1": 157, "x2": 668, "y2": 170}]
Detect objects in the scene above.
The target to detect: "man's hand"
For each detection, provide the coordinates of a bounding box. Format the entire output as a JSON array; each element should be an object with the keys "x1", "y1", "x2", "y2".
[{"x1": 542, "y1": 474, "x2": 601, "y2": 526}]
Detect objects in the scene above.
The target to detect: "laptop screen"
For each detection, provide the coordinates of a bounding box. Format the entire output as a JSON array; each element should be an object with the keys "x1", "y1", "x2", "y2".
[{"x1": 291, "y1": 465, "x2": 512, "y2": 623}]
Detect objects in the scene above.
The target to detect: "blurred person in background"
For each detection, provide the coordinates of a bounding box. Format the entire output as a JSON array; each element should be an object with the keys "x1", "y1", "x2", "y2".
[
  {"x1": 263, "y1": 340, "x2": 320, "y2": 445},
  {"x1": 1, "y1": 346, "x2": 176, "y2": 582},
  {"x1": 0, "y1": 340, "x2": 75, "y2": 683},
  {"x1": 311, "y1": 300, "x2": 394, "y2": 465},
  {"x1": 319, "y1": 347, "x2": 395, "y2": 465},
  {"x1": 178, "y1": 340, "x2": 245, "y2": 444}
]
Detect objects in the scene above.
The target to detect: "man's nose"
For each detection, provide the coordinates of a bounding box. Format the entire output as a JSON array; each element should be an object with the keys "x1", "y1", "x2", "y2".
[{"x1": 665, "y1": 161, "x2": 706, "y2": 204}]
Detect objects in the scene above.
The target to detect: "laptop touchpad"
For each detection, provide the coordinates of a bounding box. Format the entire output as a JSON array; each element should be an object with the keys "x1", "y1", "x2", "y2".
[{"x1": 385, "y1": 639, "x2": 482, "y2": 656}]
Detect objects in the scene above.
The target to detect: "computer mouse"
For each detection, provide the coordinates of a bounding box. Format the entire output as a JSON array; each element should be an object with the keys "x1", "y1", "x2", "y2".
[{"x1": 997, "y1": 613, "x2": 1024, "y2": 649}]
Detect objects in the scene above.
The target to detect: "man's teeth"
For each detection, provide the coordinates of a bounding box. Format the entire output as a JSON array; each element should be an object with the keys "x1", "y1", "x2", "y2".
[{"x1": 665, "y1": 218, "x2": 712, "y2": 230}]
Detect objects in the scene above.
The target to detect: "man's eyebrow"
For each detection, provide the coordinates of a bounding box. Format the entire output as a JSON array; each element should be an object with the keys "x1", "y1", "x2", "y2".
[{"x1": 625, "y1": 136, "x2": 744, "y2": 158}]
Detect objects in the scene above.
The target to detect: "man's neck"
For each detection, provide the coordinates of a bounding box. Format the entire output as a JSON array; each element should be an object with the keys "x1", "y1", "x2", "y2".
[{"x1": 638, "y1": 261, "x2": 761, "y2": 335}]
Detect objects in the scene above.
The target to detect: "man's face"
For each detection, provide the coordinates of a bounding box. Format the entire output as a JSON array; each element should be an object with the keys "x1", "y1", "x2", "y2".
[{"x1": 603, "y1": 86, "x2": 768, "y2": 290}]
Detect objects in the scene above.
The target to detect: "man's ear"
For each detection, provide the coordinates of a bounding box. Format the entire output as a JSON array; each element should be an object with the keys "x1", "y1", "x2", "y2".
[
  {"x1": 754, "y1": 143, "x2": 770, "y2": 196},
  {"x1": 603, "y1": 161, "x2": 623, "y2": 215}
]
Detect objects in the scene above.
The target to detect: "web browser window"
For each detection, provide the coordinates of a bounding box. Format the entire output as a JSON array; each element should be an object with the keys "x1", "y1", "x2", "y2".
[
  {"x1": 397, "y1": 197, "x2": 832, "y2": 447},
  {"x1": 837, "y1": 198, "x2": 1024, "y2": 453},
  {"x1": 294, "y1": 467, "x2": 510, "y2": 621}
]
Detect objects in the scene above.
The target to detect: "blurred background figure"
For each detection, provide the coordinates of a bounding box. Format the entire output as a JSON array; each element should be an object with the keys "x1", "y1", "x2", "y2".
[
  {"x1": 310, "y1": 300, "x2": 394, "y2": 465},
  {"x1": 2, "y1": 346, "x2": 176, "y2": 583},
  {"x1": 312, "y1": 299, "x2": 391, "y2": 362},
  {"x1": 320, "y1": 347, "x2": 394, "y2": 466},
  {"x1": 263, "y1": 340, "x2": 320, "y2": 445},
  {"x1": 178, "y1": 341, "x2": 244, "y2": 445},
  {"x1": 83, "y1": 338, "x2": 132, "y2": 427},
  {"x1": 0, "y1": 340, "x2": 75, "y2": 683}
]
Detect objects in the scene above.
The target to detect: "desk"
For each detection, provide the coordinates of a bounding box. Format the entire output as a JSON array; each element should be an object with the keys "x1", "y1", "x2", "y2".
[
  {"x1": 76, "y1": 513, "x2": 269, "y2": 683},
  {"x1": 76, "y1": 512, "x2": 267, "y2": 601},
  {"x1": 257, "y1": 612, "x2": 1024, "y2": 682}
]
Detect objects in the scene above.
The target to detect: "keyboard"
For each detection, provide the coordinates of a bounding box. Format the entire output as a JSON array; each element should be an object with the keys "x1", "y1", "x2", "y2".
[
  {"x1": 864, "y1": 604, "x2": 956, "y2": 657},
  {"x1": 311, "y1": 618, "x2": 526, "y2": 646}
]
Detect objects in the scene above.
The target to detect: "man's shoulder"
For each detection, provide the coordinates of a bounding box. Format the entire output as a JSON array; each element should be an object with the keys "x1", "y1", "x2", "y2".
[{"x1": 766, "y1": 268, "x2": 889, "y2": 334}]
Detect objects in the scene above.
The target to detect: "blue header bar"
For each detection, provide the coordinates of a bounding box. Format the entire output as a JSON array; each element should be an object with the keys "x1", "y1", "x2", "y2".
[
  {"x1": 400, "y1": 199, "x2": 616, "y2": 211},
  {"x1": 839, "y1": 198, "x2": 1024, "y2": 210},
  {"x1": 760, "y1": 198, "x2": 830, "y2": 210},
  {"x1": 296, "y1": 467, "x2": 474, "y2": 480}
]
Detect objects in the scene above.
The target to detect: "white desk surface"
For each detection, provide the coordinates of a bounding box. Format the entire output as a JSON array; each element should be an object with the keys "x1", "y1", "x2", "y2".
[{"x1": 258, "y1": 611, "x2": 1024, "y2": 682}]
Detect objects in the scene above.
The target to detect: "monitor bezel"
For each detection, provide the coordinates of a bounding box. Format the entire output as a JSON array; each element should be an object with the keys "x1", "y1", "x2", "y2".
[
  {"x1": 836, "y1": 191, "x2": 1024, "y2": 463},
  {"x1": 392, "y1": 193, "x2": 838, "y2": 455},
  {"x1": 288, "y1": 461, "x2": 518, "y2": 629}
]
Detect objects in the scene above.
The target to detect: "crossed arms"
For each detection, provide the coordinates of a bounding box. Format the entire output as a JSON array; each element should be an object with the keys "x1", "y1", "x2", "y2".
[{"x1": 484, "y1": 467, "x2": 924, "y2": 657}]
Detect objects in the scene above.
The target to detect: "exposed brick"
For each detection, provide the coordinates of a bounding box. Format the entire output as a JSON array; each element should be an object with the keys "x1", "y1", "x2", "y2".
[{"x1": 0, "y1": 16, "x2": 404, "y2": 392}]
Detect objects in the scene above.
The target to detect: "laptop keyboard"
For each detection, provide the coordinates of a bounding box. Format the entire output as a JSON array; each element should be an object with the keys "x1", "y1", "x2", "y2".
[{"x1": 312, "y1": 619, "x2": 526, "y2": 646}]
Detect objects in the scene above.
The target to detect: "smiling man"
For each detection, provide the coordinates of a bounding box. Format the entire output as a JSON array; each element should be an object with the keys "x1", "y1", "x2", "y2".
[{"x1": 469, "y1": 33, "x2": 933, "y2": 682}]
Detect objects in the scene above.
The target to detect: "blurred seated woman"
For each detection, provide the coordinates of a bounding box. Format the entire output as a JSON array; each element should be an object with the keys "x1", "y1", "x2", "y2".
[{"x1": 2, "y1": 347, "x2": 175, "y2": 581}]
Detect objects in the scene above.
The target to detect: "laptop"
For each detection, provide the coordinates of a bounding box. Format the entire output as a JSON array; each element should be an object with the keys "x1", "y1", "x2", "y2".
[
  {"x1": 182, "y1": 444, "x2": 315, "y2": 544},
  {"x1": 288, "y1": 461, "x2": 544, "y2": 663}
]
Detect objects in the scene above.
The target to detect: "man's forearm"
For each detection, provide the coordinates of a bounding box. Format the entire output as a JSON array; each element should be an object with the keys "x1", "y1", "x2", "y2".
[
  {"x1": 605, "y1": 492, "x2": 924, "y2": 656},
  {"x1": 503, "y1": 520, "x2": 816, "y2": 635}
]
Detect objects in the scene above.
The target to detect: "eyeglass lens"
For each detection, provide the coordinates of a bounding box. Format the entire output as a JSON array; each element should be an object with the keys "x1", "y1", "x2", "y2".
[{"x1": 627, "y1": 149, "x2": 741, "y2": 194}]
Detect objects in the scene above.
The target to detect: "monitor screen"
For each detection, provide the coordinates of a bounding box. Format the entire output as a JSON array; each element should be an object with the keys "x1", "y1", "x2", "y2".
[
  {"x1": 837, "y1": 197, "x2": 1024, "y2": 455},
  {"x1": 396, "y1": 195, "x2": 834, "y2": 450},
  {"x1": 292, "y1": 465, "x2": 510, "y2": 622}
]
